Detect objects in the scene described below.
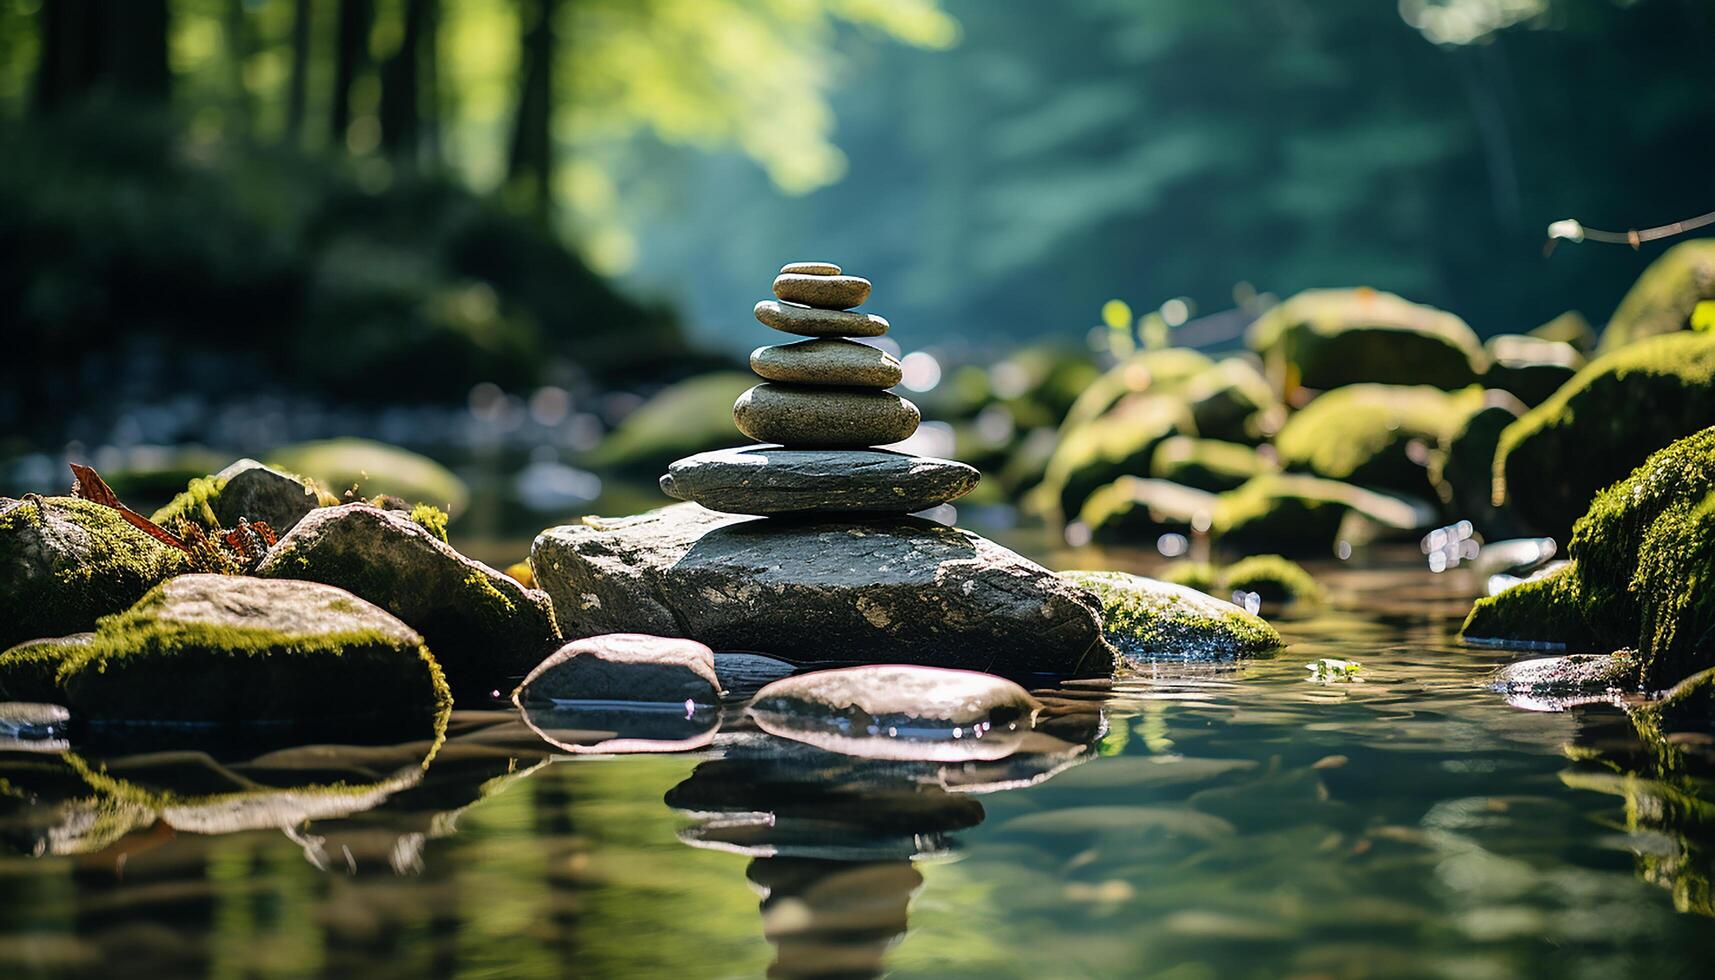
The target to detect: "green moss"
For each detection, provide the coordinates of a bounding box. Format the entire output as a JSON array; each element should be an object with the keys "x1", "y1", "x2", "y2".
[
  {"x1": 1274, "y1": 384, "x2": 1484, "y2": 494},
  {"x1": 1150, "y1": 436, "x2": 1271, "y2": 493},
  {"x1": 1494, "y1": 331, "x2": 1715, "y2": 536},
  {"x1": 1061, "y1": 569, "x2": 1282, "y2": 662},
  {"x1": 0, "y1": 497, "x2": 191, "y2": 651},
  {"x1": 1211, "y1": 474, "x2": 1353, "y2": 555},
  {"x1": 1077, "y1": 477, "x2": 1217, "y2": 544},
  {"x1": 1223, "y1": 555, "x2": 1320, "y2": 605},
  {"x1": 0, "y1": 634, "x2": 90, "y2": 702},
  {"x1": 410, "y1": 502, "x2": 451, "y2": 543},
  {"x1": 1036, "y1": 394, "x2": 1194, "y2": 520},
  {"x1": 1246, "y1": 288, "x2": 1486, "y2": 391},
  {"x1": 266, "y1": 438, "x2": 469, "y2": 515},
  {"x1": 149, "y1": 475, "x2": 228, "y2": 529},
  {"x1": 1428, "y1": 396, "x2": 1523, "y2": 533},
  {"x1": 1632, "y1": 491, "x2": 1715, "y2": 685},
  {"x1": 1598, "y1": 239, "x2": 1715, "y2": 353},
  {"x1": 1177, "y1": 358, "x2": 1279, "y2": 443},
  {"x1": 1060, "y1": 348, "x2": 1213, "y2": 430},
  {"x1": 1460, "y1": 563, "x2": 1604, "y2": 650}
]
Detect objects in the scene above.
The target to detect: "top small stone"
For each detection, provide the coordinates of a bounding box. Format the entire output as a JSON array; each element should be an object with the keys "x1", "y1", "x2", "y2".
[
  {"x1": 773, "y1": 273, "x2": 871, "y2": 311},
  {"x1": 781, "y1": 261, "x2": 841, "y2": 276}
]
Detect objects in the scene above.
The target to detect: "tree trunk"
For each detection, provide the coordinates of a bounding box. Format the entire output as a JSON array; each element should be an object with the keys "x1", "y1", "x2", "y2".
[
  {"x1": 35, "y1": 0, "x2": 170, "y2": 112},
  {"x1": 331, "y1": 0, "x2": 375, "y2": 147},
  {"x1": 507, "y1": 0, "x2": 557, "y2": 224},
  {"x1": 224, "y1": 0, "x2": 250, "y2": 136},
  {"x1": 420, "y1": 0, "x2": 442, "y2": 169},
  {"x1": 286, "y1": 0, "x2": 313, "y2": 145},
  {"x1": 380, "y1": 0, "x2": 428, "y2": 164}
]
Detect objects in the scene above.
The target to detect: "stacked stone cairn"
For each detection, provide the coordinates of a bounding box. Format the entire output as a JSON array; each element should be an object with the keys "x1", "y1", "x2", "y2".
[{"x1": 660, "y1": 262, "x2": 980, "y2": 516}]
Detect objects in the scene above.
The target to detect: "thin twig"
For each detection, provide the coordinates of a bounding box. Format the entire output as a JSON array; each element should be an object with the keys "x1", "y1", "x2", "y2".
[{"x1": 1546, "y1": 209, "x2": 1715, "y2": 253}]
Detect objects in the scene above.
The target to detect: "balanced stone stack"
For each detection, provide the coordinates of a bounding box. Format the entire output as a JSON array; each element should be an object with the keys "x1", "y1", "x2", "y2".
[{"x1": 660, "y1": 262, "x2": 979, "y2": 516}]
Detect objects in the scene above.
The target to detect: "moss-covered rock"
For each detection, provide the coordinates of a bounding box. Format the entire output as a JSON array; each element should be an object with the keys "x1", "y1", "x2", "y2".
[
  {"x1": 1530, "y1": 310, "x2": 1596, "y2": 352},
  {"x1": 1428, "y1": 391, "x2": 1527, "y2": 535},
  {"x1": 1177, "y1": 358, "x2": 1280, "y2": 443},
  {"x1": 0, "y1": 633, "x2": 91, "y2": 702},
  {"x1": 1223, "y1": 555, "x2": 1321, "y2": 605},
  {"x1": 1059, "y1": 570, "x2": 1283, "y2": 662},
  {"x1": 1461, "y1": 563, "x2": 1605, "y2": 651},
  {"x1": 258, "y1": 504, "x2": 559, "y2": 692},
  {"x1": 41, "y1": 574, "x2": 450, "y2": 725},
  {"x1": 588, "y1": 371, "x2": 754, "y2": 473},
  {"x1": 1212, "y1": 474, "x2": 1434, "y2": 555},
  {"x1": 0, "y1": 496, "x2": 191, "y2": 652},
  {"x1": 1493, "y1": 331, "x2": 1715, "y2": 537},
  {"x1": 1150, "y1": 436, "x2": 1272, "y2": 493},
  {"x1": 1077, "y1": 477, "x2": 1217, "y2": 545},
  {"x1": 1482, "y1": 334, "x2": 1583, "y2": 408},
  {"x1": 1274, "y1": 384, "x2": 1485, "y2": 495},
  {"x1": 1632, "y1": 490, "x2": 1715, "y2": 685},
  {"x1": 1598, "y1": 239, "x2": 1715, "y2": 353},
  {"x1": 265, "y1": 438, "x2": 469, "y2": 516},
  {"x1": 1246, "y1": 288, "x2": 1486, "y2": 392},
  {"x1": 1035, "y1": 394, "x2": 1195, "y2": 520},
  {"x1": 1159, "y1": 562, "x2": 1220, "y2": 593},
  {"x1": 1060, "y1": 348, "x2": 1213, "y2": 431},
  {"x1": 151, "y1": 458, "x2": 330, "y2": 534}
]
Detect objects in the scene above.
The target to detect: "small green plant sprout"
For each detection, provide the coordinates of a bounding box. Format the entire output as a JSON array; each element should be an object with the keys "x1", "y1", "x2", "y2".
[{"x1": 1305, "y1": 658, "x2": 1363, "y2": 683}]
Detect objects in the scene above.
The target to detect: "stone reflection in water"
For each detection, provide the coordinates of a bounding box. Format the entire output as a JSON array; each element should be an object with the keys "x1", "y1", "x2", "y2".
[
  {"x1": 520, "y1": 699, "x2": 723, "y2": 754},
  {"x1": 667, "y1": 698, "x2": 1104, "y2": 978},
  {"x1": 1561, "y1": 670, "x2": 1715, "y2": 915}
]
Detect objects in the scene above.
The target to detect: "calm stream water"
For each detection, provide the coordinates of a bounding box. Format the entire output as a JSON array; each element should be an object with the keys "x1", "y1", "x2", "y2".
[{"x1": 3, "y1": 546, "x2": 1713, "y2": 979}]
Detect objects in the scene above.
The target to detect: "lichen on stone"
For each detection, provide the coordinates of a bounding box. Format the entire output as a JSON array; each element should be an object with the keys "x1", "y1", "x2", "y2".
[
  {"x1": 149, "y1": 475, "x2": 228, "y2": 529},
  {"x1": 1461, "y1": 562, "x2": 1604, "y2": 652},
  {"x1": 410, "y1": 502, "x2": 451, "y2": 543},
  {"x1": 1060, "y1": 569, "x2": 1282, "y2": 662}
]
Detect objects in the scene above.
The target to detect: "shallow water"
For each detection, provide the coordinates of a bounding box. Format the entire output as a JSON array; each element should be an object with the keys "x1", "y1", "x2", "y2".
[{"x1": 3, "y1": 549, "x2": 1714, "y2": 979}]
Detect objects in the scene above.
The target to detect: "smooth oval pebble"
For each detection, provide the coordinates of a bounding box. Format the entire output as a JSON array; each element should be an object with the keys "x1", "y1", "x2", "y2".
[
  {"x1": 755, "y1": 300, "x2": 889, "y2": 339},
  {"x1": 751, "y1": 338, "x2": 902, "y2": 388},
  {"x1": 733, "y1": 384, "x2": 920, "y2": 448},
  {"x1": 660, "y1": 445, "x2": 979, "y2": 515},
  {"x1": 780, "y1": 261, "x2": 841, "y2": 276},
  {"x1": 773, "y1": 273, "x2": 872, "y2": 310}
]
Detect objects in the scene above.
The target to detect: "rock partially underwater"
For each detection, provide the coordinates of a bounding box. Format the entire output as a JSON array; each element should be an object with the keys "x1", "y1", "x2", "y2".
[
  {"x1": 1058, "y1": 570, "x2": 1283, "y2": 662},
  {"x1": 0, "y1": 574, "x2": 451, "y2": 726},
  {"x1": 0, "y1": 496, "x2": 190, "y2": 651},
  {"x1": 258, "y1": 503, "x2": 559, "y2": 691},
  {"x1": 531, "y1": 502, "x2": 1110, "y2": 677}
]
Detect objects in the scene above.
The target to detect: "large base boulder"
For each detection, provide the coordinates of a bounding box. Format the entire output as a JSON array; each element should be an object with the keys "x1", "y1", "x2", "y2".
[
  {"x1": 0, "y1": 496, "x2": 190, "y2": 651},
  {"x1": 258, "y1": 504, "x2": 560, "y2": 691},
  {"x1": 531, "y1": 503, "x2": 1111, "y2": 678}
]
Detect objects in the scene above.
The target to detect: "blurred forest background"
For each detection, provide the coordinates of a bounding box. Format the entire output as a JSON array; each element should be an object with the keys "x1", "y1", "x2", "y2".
[{"x1": 2, "y1": 0, "x2": 1712, "y2": 535}]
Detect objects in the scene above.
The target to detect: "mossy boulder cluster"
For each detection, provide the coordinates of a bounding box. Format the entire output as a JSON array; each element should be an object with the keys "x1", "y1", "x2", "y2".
[
  {"x1": 1464, "y1": 427, "x2": 1715, "y2": 688},
  {"x1": 1246, "y1": 287, "x2": 1487, "y2": 391}
]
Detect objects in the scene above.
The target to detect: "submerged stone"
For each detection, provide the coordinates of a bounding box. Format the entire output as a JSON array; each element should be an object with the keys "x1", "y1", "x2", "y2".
[
  {"x1": 1489, "y1": 653, "x2": 1638, "y2": 711},
  {"x1": 747, "y1": 665, "x2": 1041, "y2": 762},
  {"x1": 42, "y1": 574, "x2": 450, "y2": 726},
  {"x1": 257, "y1": 504, "x2": 560, "y2": 692},
  {"x1": 660, "y1": 445, "x2": 978, "y2": 516},
  {"x1": 513, "y1": 633, "x2": 720, "y2": 705},
  {"x1": 1493, "y1": 331, "x2": 1715, "y2": 537},
  {"x1": 0, "y1": 496, "x2": 190, "y2": 652},
  {"x1": 1246, "y1": 287, "x2": 1487, "y2": 391},
  {"x1": 151, "y1": 458, "x2": 327, "y2": 534},
  {"x1": 531, "y1": 503, "x2": 1111, "y2": 677},
  {"x1": 1058, "y1": 570, "x2": 1283, "y2": 661},
  {"x1": 519, "y1": 700, "x2": 721, "y2": 755}
]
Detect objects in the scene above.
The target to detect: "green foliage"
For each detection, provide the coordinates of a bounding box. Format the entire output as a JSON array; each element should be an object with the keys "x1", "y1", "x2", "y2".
[
  {"x1": 1305, "y1": 658, "x2": 1361, "y2": 682},
  {"x1": 150, "y1": 475, "x2": 228, "y2": 530},
  {"x1": 410, "y1": 502, "x2": 451, "y2": 543},
  {"x1": 1494, "y1": 331, "x2": 1715, "y2": 537}
]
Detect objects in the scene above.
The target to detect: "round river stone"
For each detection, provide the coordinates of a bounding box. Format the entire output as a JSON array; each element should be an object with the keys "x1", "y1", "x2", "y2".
[
  {"x1": 751, "y1": 338, "x2": 903, "y2": 388},
  {"x1": 772, "y1": 273, "x2": 872, "y2": 310},
  {"x1": 781, "y1": 261, "x2": 841, "y2": 276},
  {"x1": 733, "y1": 384, "x2": 920, "y2": 448},
  {"x1": 660, "y1": 445, "x2": 980, "y2": 515},
  {"x1": 755, "y1": 300, "x2": 889, "y2": 338}
]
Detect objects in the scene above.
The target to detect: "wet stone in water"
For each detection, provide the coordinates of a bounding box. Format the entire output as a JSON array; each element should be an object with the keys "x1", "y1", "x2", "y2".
[{"x1": 515, "y1": 633, "x2": 721, "y2": 705}]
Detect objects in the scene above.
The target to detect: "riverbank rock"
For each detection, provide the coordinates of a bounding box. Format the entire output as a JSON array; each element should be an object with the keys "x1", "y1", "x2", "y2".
[
  {"x1": 1036, "y1": 393, "x2": 1194, "y2": 520},
  {"x1": 1151, "y1": 436, "x2": 1273, "y2": 493},
  {"x1": 1061, "y1": 348, "x2": 1214, "y2": 430},
  {"x1": 1428, "y1": 392, "x2": 1527, "y2": 536},
  {"x1": 1177, "y1": 358, "x2": 1280, "y2": 443},
  {"x1": 1077, "y1": 477, "x2": 1217, "y2": 544},
  {"x1": 258, "y1": 504, "x2": 559, "y2": 690},
  {"x1": 1598, "y1": 239, "x2": 1715, "y2": 353},
  {"x1": 1274, "y1": 384, "x2": 1485, "y2": 496},
  {"x1": 513, "y1": 633, "x2": 719, "y2": 705},
  {"x1": 1247, "y1": 288, "x2": 1487, "y2": 391},
  {"x1": 152, "y1": 458, "x2": 328, "y2": 533},
  {"x1": 661, "y1": 445, "x2": 978, "y2": 516},
  {"x1": 18, "y1": 574, "x2": 449, "y2": 725},
  {"x1": 1170, "y1": 555, "x2": 1321, "y2": 607},
  {"x1": 1482, "y1": 334, "x2": 1583, "y2": 407},
  {"x1": 266, "y1": 438, "x2": 469, "y2": 515},
  {"x1": 0, "y1": 496, "x2": 190, "y2": 651},
  {"x1": 1211, "y1": 473, "x2": 1435, "y2": 555},
  {"x1": 1489, "y1": 653, "x2": 1639, "y2": 710},
  {"x1": 0, "y1": 633, "x2": 93, "y2": 703},
  {"x1": 732, "y1": 384, "x2": 920, "y2": 448},
  {"x1": 748, "y1": 665, "x2": 1041, "y2": 762},
  {"x1": 1059, "y1": 570, "x2": 1283, "y2": 661},
  {"x1": 531, "y1": 503, "x2": 1111, "y2": 677},
  {"x1": 1493, "y1": 331, "x2": 1715, "y2": 537}
]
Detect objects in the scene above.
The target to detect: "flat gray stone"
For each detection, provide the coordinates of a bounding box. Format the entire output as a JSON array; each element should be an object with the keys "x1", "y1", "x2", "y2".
[
  {"x1": 513, "y1": 633, "x2": 720, "y2": 705},
  {"x1": 781, "y1": 260, "x2": 840, "y2": 276},
  {"x1": 660, "y1": 446, "x2": 979, "y2": 515},
  {"x1": 734, "y1": 384, "x2": 920, "y2": 448},
  {"x1": 209, "y1": 458, "x2": 321, "y2": 533},
  {"x1": 751, "y1": 338, "x2": 902, "y2": 388},
  {"x1": 755, "y1": 300, "x2": 889, "y2": 339},
  {"x1": 531, "y1": 503, "x2": 1111, "y2": 677},
  {"x1": 772, "y1": 273, "x2": 871, "y2": 310}
]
